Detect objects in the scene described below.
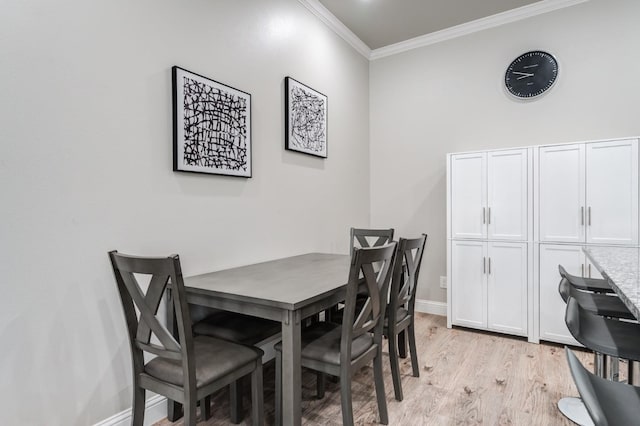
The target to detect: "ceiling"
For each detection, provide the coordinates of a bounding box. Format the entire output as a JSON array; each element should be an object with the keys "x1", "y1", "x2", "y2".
[{"x1": 317, "y1": 0, "x2": 543, "y2": 50}]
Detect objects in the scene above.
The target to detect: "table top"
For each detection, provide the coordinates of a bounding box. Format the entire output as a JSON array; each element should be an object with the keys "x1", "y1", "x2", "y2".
[
  {"x1": 583, "y1": 246, "x2": 640, "y2": 319},
  {"x1": 183, "y1": 253, "x2": 352, "y2": 311}
]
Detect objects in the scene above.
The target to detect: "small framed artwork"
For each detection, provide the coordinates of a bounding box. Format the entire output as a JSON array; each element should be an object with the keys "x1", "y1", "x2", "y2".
[
  {"x1": 172, "y1": 66, "x2": 252, "y2": 177},
  {"x1": 285, "y1": 77, "x2": 328, "y2": 158}
]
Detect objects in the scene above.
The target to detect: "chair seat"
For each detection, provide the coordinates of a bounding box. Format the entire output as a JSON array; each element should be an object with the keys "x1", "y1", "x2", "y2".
[
  {"x1": 145, "y1": 336, "x2": 263, "y2": 388},
  {"x1": 194, "y1": 311, "x2": 281, "y2": 345},
  {"x1": 566, "y1": 298, "x2": 640, "y2": 362},
  {"x1": 384, "y1": 307, "x2": 409, "y2": 328},
  {"x1": 275, "y1": 322, "x2": 374, "y2": 366}
]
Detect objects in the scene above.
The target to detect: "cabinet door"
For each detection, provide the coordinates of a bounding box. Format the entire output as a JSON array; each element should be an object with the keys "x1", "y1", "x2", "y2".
[
  {"x1": 585, "y1": 139, "x2": 639, "y2": 245},
  {"x1": 487, "y1": 242, "x2": 528, "y2": 336},
  {"x1": 538, "y1": 244, "x2": 581, "y2": 345},
  {"x1": 487, "y1": 149, "x2": 528, "y2": 241},
  {"x1": 538, "y1": 144, "x2": 586, "y2": 243},
  {"x1": 451, "y1": 153, "x2": 487, "y2": 239},
  {"x1": 451, "y1": 240, "x2": 487, "y2": 329}
]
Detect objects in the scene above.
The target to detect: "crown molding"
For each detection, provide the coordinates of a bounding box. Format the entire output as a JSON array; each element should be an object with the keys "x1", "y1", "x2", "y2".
[
  {"x1": 370, "y1": 0, "x2": 589, "y2": 60},
  {"x1": 298, "y1": 0, "x2": 371, "y2": 58}
]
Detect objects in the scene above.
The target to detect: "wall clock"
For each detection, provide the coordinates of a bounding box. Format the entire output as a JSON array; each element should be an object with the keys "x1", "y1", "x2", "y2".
[{"x1": 505, "y1": 51, "x2": 558, "y2": 99}]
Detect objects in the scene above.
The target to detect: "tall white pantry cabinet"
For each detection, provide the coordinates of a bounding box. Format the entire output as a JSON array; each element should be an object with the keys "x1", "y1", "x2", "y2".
[{"x1": 446, "y1": 137, "x2": 639, "y2": 344}]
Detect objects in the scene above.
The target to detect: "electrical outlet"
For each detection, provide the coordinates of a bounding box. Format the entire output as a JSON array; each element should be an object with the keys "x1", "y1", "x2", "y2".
[{"x1": 439, "y1": 276, "x2": 447, "y2": 288}]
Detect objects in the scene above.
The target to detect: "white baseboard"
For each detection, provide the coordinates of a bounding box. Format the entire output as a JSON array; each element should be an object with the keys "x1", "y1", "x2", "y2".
[
  {"x1": 94, "y1": 394, "x2": 167, "y2": 426},
  {"x1": 415, "y1": 299, "x2": 447, "y2": 316}
]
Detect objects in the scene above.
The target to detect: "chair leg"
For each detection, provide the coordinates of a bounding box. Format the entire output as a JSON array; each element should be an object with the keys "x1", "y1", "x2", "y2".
[
  {"x1": 275, "y1": 351, "x2": 282, "y2": 426},
  {"x1": 373, "y1": 350, "x2": 389, "y2": 425},
  {"x1": 251, "y1": 362, "x2": 264, "y2": 426},
  {"x1": 317, "y1": 372, "x2": 326, "y2": 399},
  {"x1": 408, "y1": 322, "x2": 420, "y2": 377},
  {"x1": 167, "y1": 400, "x2": 182, "y2": 422},
  {"x1": 200, "y1": 396, "x2": 211, "y2": 420},
  {"x1": 131, "y1": 385, "x2": 145, "y2": 426},
  {"x1": 388, "y1": 330, "x2": 403, "y2": 401},
  {"x1": 230, "y1": 379, "x2": 244, "y2": 423},
  {"x1": 339, "y1": 369, "x2": 354, "y2": 426},
  {"x1": 184, "y1": 391, "x2": 197, "y2": 426},
  {"x1": 398, "y1": 329, "x2": 408, "y2": 358}
]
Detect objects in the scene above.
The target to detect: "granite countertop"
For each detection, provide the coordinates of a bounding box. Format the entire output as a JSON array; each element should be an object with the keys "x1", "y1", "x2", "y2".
[{"x1": 584, "y1": 246, "x2": 640, "y2": 320}]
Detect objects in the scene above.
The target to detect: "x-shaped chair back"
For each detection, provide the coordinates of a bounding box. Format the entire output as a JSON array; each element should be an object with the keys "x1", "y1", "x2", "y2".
[
  {"x1": 341, "y1": 243, "x2": 397, "y2": 355},
  {"x1": 349, "y1": 227, "x2": 395, "y2": 257},
  {"x1": 109, "y1": 251, "x2": 194, "y2": 376},
  {"x1": 390, "y1": 234, "x2": 428, "y2": 317}
]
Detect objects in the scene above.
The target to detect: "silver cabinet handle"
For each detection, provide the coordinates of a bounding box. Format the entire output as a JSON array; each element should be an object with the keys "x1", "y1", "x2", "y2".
[
  {"x1": 488, "y1": 257, "x2": 491, "y2": 274},
  {"x1": 483, "y1": 207, "x2": 486, "y2": 224},
  {"x1": 581, "y1": 264, "x2": 585, "y2": 277},
  {"x1": 483, "y1": 257, "x2": 486, "y2": 274},
  {"x1": 588, "y1": 206, "x2": 591, "y2": 226},
  {"x1": 581, "y1": 207, "x2": 585, "y2": 226},
  {"x1": 488, "y1": 207, "x2": 491, "y2": 225}
]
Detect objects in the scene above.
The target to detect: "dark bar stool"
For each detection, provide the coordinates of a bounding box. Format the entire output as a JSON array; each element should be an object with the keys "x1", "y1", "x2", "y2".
[
  {"x1": 560, "y1": 297, "x2": 640, "y2": 425},
  {"x1": 558, "y1": 267, "x2": 636, "y2": 380},
  {"x1": 558, "y1": 265, "x2": 614, "y2": 294}
]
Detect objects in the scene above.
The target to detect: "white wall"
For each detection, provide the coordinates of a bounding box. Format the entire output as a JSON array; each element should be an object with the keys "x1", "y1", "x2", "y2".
[
  {"x1": 370, "y1": 0, "x2": 640, "y2": 303},
  {"x1": 0, "y1": 0, "x2": 369, "y2": 424}
]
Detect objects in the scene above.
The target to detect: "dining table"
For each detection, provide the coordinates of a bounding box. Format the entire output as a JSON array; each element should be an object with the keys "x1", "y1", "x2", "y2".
[{"x1": 166, "y1": 252, "x2": 352, "y2": 426}]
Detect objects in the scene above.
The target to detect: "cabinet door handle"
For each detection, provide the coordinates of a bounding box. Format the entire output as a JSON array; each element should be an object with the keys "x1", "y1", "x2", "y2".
[
  {"x1": 488, "y1": 207, "x2": 491, "y2": 225},
  {"x1": 588, "y1": 264, "x2": 592, "y2": 278},
  {"x1": 483, "y1": 257, "x2": 486, "y2": 274},
  {"x1": 483, "y1": 207, "x2": 486, "y2": 224},
  {"x1": 488, "y1": 257, "x2": 491, "y2": 274},
  {"x1": 588, "y1": 206, "x2": 591, "y2": 226},
  {"x1": 581, "y1": 263, "x2": 585, "y2": 277},
  {"x1": 581, "y1": 207, "x2": 585, "y2": 226}
]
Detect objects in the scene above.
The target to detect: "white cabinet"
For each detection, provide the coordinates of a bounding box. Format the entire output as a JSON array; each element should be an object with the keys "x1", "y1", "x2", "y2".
[
  {"x1": 451, "y1": 240, "x2": 486, "y2": 328},
  {"x1": 585, "y1": 140, "x2": 639, "y2": 245},
  {"x1": 487, "y1": 242, "x2": 528, "y2": 336},
  {"x1": 450, "y1": 153, "x2": 486, "y2": 239},
  {"x1": 451, "y1": 240, "x2": 527, "y2": 336},
  {"x1": 450, "y1": 148, "x2": 528, "y2": 241},
  {"x1": 538, "y1": 139, "x2": 638, "y2": 245},
  {"x1": 538, "y1": 244, "x2": 603, "y2": 345}
]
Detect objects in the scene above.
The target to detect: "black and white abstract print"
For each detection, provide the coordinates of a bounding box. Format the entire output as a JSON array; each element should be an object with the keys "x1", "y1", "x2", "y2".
[
  {"x1": 172, "y1": 67, "x2": 251, "y2": 177},
  {"x1": 285, "y1": 77, "x2": 327, "y2": 158}
]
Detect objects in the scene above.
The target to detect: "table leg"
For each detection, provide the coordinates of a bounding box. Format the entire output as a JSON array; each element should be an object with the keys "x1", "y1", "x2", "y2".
[{"x1": 281, "y1": 310, "x2": 302, "y2": 426}]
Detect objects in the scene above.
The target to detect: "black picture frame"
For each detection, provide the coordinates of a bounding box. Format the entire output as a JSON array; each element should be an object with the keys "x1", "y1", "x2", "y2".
[
  {"x1": 284, "y1": 77, "x2": 328, "y2": 158},
  {"x1": 172, "y1": 66, "x2": 252, "y2": 177}
]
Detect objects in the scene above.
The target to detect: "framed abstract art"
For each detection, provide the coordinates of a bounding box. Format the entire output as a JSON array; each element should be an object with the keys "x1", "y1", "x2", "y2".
[
  {"x1": 285, "y1": 77, "x2": 327, "y2": 158},
  {"x1": 172, "y1": 66, "x2": 252, "y2": 177}
]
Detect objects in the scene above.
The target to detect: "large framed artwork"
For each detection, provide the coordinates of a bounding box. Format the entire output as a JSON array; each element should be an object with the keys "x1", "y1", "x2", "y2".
[
  {"x1": 285, "y1": 77, "x2": 327, "y2": 158},
  {"x1": 172, "y1": 66, "x2": 252, "y2": 177}
]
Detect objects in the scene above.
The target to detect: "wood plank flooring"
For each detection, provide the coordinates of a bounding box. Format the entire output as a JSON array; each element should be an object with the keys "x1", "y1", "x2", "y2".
[{"x1": 154, "y1": 313, "x2": 593, "y2": 425}]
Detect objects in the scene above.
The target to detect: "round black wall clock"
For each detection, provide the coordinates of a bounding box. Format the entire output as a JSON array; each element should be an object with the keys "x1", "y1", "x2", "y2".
[{"x1": 505, "y1": 51, "x2": 558, "y2": 99}]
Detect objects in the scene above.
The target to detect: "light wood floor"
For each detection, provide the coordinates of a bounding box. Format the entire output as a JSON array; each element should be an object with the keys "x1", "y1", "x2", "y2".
[{"x1": 155, "y1": 313, "x2": 593, "y2": 425}]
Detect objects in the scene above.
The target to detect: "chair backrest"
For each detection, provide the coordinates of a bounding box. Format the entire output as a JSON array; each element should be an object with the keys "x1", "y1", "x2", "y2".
[
  {"x1": 109, "y1": 251, "x2": 195, "y2": 381},
  {"x1": 389, "y1": 234, "x2": 428, "y2": 320},
  {"x1": 565, "y1": 347, "x2": 608, "y2": 426},
  {"x1": 349, "y1": 227, "x2": 395, "y2": 257},
  {"x1": 340, "y1": 243, "x2": 397, "y2": 359}
]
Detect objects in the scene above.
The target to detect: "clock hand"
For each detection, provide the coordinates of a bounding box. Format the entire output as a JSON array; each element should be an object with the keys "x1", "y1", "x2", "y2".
[
  {"x1": 512, "y1": 71, "x2": 535, "y2": 77},
  {"x1": 523, "y1": 64, "x2": 539, "y2": 69},
  {"x1": 516, "y1": 74, "x2": 534, "y2": 80}
]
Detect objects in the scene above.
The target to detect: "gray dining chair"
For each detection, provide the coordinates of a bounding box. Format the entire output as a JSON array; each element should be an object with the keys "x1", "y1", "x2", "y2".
[
  {"x1": 193, "y1": 310, "x2": 280, "y2": 423},
  {"x1": 108, "y1": 251, "x2": 264, "y2": 426},
  {"x1": 385, "y1": 234, "x2": 427, "y2": 401},
  {"x1": 274, "y1": 242, "x2": 398, "y2": 426}
]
